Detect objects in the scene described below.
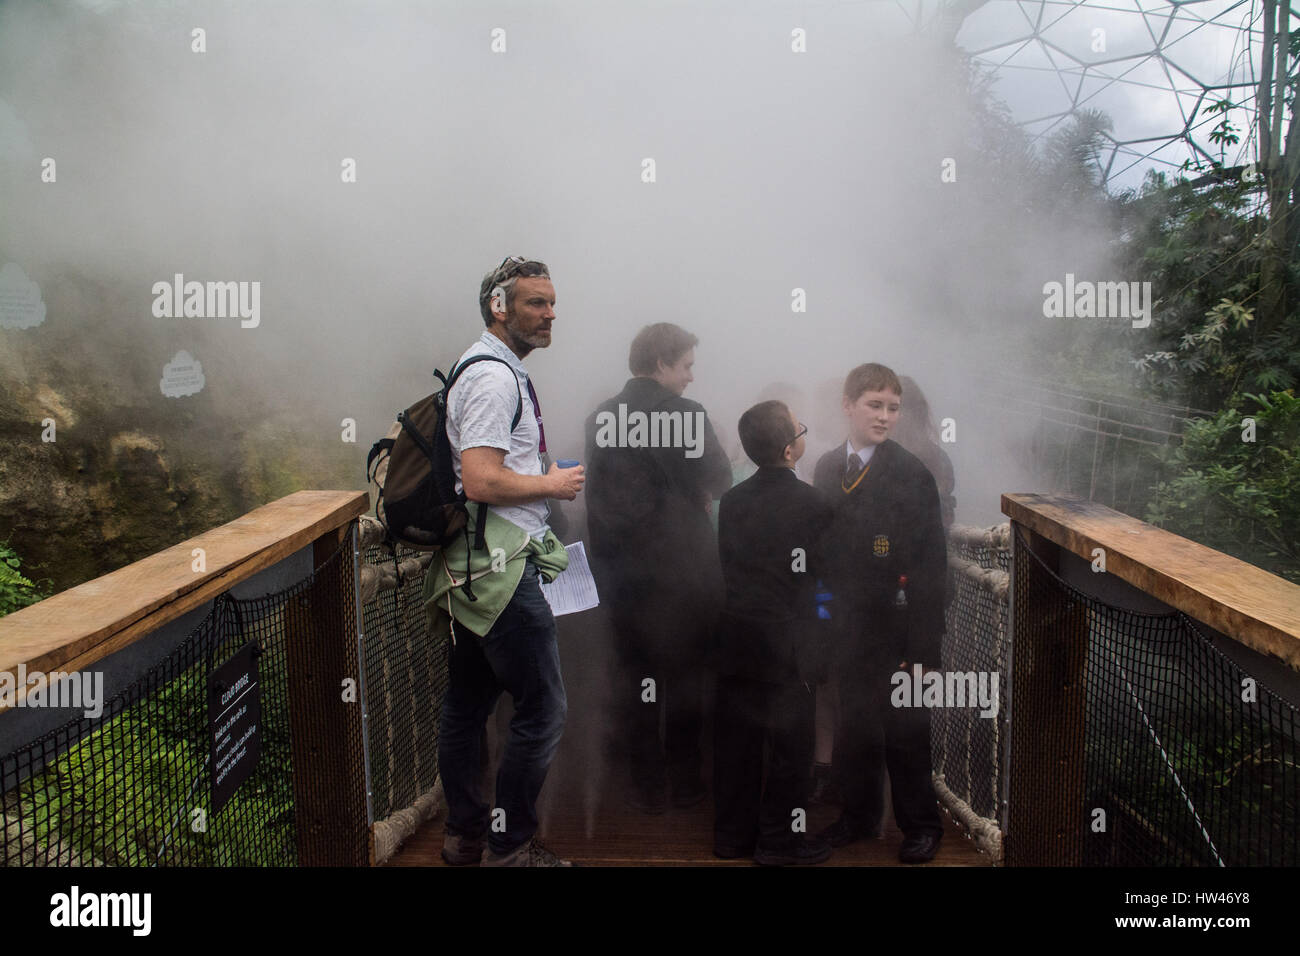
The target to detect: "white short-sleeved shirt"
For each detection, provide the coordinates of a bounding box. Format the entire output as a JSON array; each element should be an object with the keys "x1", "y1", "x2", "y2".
[{"x1": 446, "y1": 331, "x2": 550, "y2": 540}]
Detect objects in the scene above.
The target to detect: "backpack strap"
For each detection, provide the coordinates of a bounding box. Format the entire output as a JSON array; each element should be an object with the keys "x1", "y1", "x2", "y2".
[
  {"x1": 472, "y1": 496, "x2": 490, "y2": 552},
  {"x1": 395, "y1": 410, "x2": 435, "y2": 460},
  {"x1": 445, "y1": 354, "x2": 524, "y2": 432},
  {"x1": 445, "y1": 355, "x2": 527, "y2": 556},
  {"x1": 365, "y1": 437, "x2": 396, "y2": 479}
]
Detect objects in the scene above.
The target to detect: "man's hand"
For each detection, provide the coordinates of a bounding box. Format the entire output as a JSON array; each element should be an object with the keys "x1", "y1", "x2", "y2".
[{"x1": 546, "y1": 461, "x2": 585, "y2": 501}]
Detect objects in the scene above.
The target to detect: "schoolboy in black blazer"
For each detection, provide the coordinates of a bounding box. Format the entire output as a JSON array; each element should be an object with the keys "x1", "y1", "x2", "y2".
[
  {"x1": 811, "y1": 363, "x2": 947, "y2": 864},
  {"x1": 713, "y1": 400, "x2": 835, "y2": 865}
]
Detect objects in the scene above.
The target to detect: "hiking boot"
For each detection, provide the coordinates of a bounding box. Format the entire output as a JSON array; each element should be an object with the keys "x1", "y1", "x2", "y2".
[
  {"x1": 753, "y1": 834, "x2": 833, "y2": 867},
  {"x1": 440, "y1": 831, "x2": 484, "y2": 866},
  {"x1": 482, "y1": 836, "x2": 573, "y2": 867}
]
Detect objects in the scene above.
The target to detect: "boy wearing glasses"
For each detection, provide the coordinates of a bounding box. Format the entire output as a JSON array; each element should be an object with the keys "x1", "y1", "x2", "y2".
[
  {"x1": 713, "y1": 400, "x2": 835, "y2": 865},
  {"x1": 810, "y1": 363, "x2": 947, "y2": 864}
]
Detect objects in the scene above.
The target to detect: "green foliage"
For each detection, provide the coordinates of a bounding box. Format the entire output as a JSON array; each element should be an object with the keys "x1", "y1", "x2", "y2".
[
  {"x1": 1114, "y1": 169, "x2": 1300, "y2": 409},
  {"x1": 5, "y1": 627, "x2": 297, "y2": 866},
  {"x1": 13, "y1": 700, "x2": 295, "y2": 866},
  {"x1": 0, "y1": 539, "x2": 49, "y2": 617},
  {"x1": 1205, "y1": 98, "x2": 1242, "y2": 164},
  {"x1": 1041, "y1": 108, "x2": 1114, "y2": 202},
  {"x1": 1146, "y1": 390, "x2": 1300, "y2": 582}
]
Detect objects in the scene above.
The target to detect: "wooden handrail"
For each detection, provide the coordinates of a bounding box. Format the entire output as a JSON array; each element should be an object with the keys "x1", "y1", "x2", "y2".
[
  {"x1": 0, "y1": 490, "x2": 368, "y2": 705},
  {"x1": 1002, "y1": 492, "x2": 1300, "y2": 670}
]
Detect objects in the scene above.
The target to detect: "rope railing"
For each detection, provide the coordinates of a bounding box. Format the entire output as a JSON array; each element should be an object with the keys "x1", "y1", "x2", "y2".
[
  {"x1": 934, "y1": 522, "x2": 1011, "y2": 863},
  {"x1": 355, "y1": 515, "x2": 447, "y2": 866}
]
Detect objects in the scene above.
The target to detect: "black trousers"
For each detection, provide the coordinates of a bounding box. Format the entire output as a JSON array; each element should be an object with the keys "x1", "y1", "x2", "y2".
[
  {"x1": 713, "y1": 675, "x2": 814, "y2": 850},
  {"x1": 609, "y1": 619, "x2": 704, "y2": 791},
  {"x1": 835, "y1": 661, "x2": 943, "y2": 839}
]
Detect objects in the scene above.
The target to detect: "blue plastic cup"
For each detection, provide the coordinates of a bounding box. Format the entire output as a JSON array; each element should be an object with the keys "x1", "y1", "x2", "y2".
[{"x1": 557, "y1": 459, "x2": 580, "y2": 468}]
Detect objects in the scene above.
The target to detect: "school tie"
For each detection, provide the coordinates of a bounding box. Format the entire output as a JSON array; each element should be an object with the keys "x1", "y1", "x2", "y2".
[{"x1": 842, "y1": 452, "x2": 869, "y2": 494}]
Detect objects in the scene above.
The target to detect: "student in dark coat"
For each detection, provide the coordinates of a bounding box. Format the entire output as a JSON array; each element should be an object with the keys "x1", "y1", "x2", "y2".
[
  {"x1": 584, "y1": 323, "x2": 732, "y2": 811},
  {"x1": 893, "y1": 375, "x2": 956, "y2": 529},
  {"x1": 713, "y1": 400, "x2": 835, "y2": 865},
  {"x1": 811, "y1": 363, "x2": 947, "y2": 864}
]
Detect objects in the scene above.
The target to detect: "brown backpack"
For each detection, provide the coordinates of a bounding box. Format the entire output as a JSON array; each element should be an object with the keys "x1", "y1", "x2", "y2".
[{"x1": 366, "y1": 356, "x2": 522, "y2": 571}]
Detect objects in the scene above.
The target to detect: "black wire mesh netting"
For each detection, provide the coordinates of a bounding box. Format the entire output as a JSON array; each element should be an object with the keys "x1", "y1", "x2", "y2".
[
  {"x1": 933, "y1": 528, "x2": 1010, "y2": 848},
  {"x1": 0, "y1": 526, "x2": 442, "y2": 867},
  {"x1": 0, "y1": 573, "x2": 320, "y2": 866},
  {"x1": 1009, "y1": 526, "x2": 1300, "y2": 866},
  {"x1": 360, "y1": 541, "x2": 447, "y2": 823}
]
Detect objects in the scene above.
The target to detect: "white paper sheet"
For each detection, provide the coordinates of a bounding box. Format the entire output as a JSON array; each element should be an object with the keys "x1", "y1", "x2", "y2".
[{"x1": 539, "y1": 541, "x2": 601, "y2": 616}]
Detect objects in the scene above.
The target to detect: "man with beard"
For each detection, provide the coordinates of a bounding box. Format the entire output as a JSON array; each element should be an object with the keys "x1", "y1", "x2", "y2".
[
  {"x1": 584, "y1": 323, "x2": 732, "y2": 812},
  {"x1": 431, "y1": 256, "x2": 584, "y2": 867}
]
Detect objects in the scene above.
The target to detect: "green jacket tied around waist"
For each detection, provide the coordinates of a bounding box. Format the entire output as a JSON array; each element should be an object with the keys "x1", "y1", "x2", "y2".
[{"x1": 422, "y1": 503, "x2": 570, "y2": 642}]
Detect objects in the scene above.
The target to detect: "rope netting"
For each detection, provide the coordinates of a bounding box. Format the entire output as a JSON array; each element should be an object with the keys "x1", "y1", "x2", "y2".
[
  {"x1": 357, "y1": 517, "x2": 447, "y2": 862},
  {"x1": 934, "y1": 523, "x2": 1012, "y2": 861}
]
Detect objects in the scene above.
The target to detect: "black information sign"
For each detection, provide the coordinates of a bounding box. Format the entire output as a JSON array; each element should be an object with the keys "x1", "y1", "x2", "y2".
[{"x1": 208, "y1": 641, "x2": 262, "y2": 815}]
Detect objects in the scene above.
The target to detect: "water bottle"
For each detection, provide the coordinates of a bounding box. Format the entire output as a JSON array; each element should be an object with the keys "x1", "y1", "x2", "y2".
[{"x1": 894, "y1": 575, "x2": 908, "y2": 610}]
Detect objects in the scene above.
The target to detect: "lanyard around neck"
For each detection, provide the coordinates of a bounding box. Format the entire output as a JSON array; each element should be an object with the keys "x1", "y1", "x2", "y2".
[{"x1": 525, "y1": 378, "x2": 547, "y2": 454}]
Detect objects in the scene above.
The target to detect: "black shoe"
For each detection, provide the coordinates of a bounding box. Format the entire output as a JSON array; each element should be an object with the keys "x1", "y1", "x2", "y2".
[
  {"x1": 753, "y1": 834, "x2": 833, "y2": 866},
  {"x1": 671, "y1": 777, "x2": 707, "y2": 809},
  {"x1": 625, "y1": 780, "x2": 666, "y2": 815},
  {"x1": 816, "y1": 815, "x2": 880, "y2": 848},
  {"x1": 898, "y1": 832, "x2": 942, "y2": 864}
]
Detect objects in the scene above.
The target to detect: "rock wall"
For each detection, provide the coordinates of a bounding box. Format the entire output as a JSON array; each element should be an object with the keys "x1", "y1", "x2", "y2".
[{"x1": 0, "y1": 269, "x2": 362, "y2": 597}]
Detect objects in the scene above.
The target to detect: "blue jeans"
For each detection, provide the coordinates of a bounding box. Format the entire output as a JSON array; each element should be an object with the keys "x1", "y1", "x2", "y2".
[{"x1": 438, "y1": 562, "x2": 568, "y2": 855}]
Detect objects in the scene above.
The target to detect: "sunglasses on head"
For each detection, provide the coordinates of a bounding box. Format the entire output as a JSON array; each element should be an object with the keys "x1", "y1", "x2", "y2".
[{"x1": 491, "y1": 255, "x2": 549, "y2": 283}]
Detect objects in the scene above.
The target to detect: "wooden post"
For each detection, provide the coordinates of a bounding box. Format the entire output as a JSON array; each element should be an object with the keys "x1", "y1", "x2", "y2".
[
  {"x1": 1005, "y1": 522, "x2": 1088, "y2": 865},
  {"x1": 284, "y1": 522, "x2": 370, "y2": 866}
]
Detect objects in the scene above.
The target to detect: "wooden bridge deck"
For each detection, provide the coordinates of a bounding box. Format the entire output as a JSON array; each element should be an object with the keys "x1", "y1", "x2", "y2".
[
  {"x1": 385, "y1": 790, "x2": 992, "y2": 866},
  {"x1": 385, "y1": 605, "x2": 993, "y2": 867}
]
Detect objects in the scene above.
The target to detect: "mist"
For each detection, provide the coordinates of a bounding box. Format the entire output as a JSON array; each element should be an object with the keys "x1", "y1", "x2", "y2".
[
  {"x1": 0, "y1": 0, "x2": 1135, "y2": 535},
  {"x1": 0, "y1": 0, "x2": 1172, "y2": 864}
]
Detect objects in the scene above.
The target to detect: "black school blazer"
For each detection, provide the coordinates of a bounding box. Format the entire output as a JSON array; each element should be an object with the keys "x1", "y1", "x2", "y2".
[{"x1": 810, "y1": 439, "x2": 947, "y2": 667}]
